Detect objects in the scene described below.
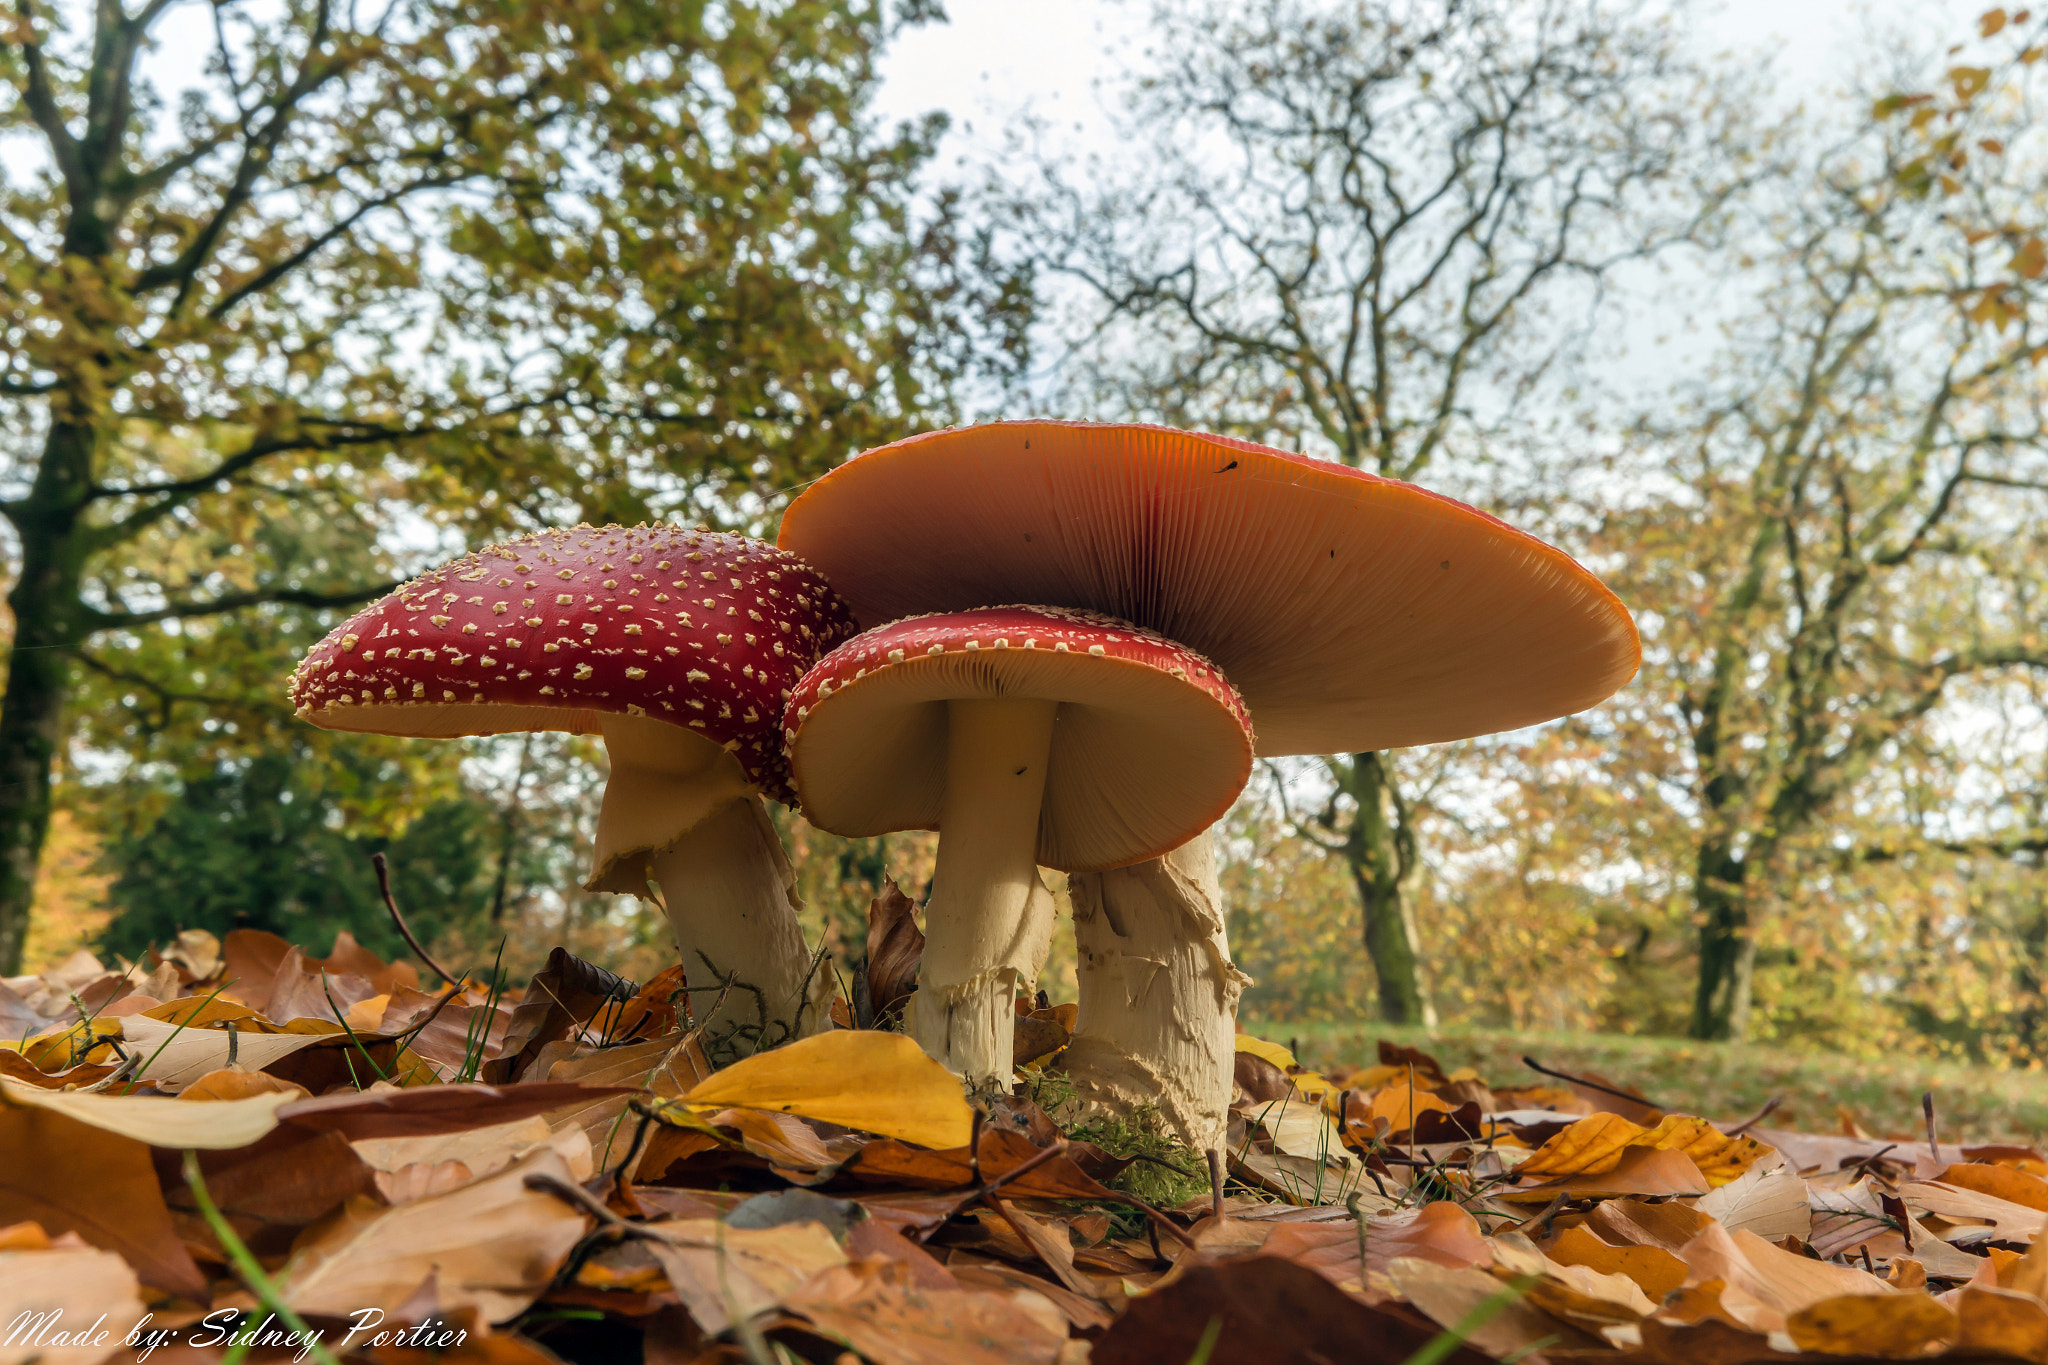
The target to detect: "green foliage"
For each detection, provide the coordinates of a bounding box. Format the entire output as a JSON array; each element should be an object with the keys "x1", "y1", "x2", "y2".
[{"x1": 96, "y1": 749, "x2": 492, "y2": 965}]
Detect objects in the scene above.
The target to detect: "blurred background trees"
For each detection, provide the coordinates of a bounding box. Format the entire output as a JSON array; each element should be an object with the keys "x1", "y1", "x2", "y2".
[{"x1": 6, "y1": 0, "x2": 2048, "y2": 1066}]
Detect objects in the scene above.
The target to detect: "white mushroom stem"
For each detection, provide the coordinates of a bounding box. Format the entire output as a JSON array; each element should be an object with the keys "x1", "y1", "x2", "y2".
[
  {"x1": 1062, "y1": 829, "x2": 1250, "y2": 1151},
  {"x1": 905, "y1": 697, "x2": 1060, "y2": 1089},
  {"x1": 586, "y1": 716, "x2": 829, "y2": 1061},
  {"x1": 648, "y1": 795, "x2": 834, "y2": 1059}
]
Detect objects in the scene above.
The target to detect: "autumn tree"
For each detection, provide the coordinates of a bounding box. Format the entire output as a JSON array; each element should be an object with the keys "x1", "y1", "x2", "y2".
[
  {"x1": 1581, "y1": 20, "x2": 2048, "y2": 1041},
  {"x1": 0, "y1": 0, "x2": 1006, "y2": 971},
  {"x1": 1000, "y1": 0, "x2": 1732, "y2": 1021}
]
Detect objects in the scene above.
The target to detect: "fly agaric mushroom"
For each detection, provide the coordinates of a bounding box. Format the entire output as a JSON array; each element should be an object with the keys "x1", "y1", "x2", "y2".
[
  {"x1": 288, "y1": 523, "x2": 857, "y2": 1056},
  {"x1": 780, "y1": 421, "x2": 1638, "y2": 1143},
  {"x1": 783, "y1": 605, "x2": 1253, "y2": 1089}
]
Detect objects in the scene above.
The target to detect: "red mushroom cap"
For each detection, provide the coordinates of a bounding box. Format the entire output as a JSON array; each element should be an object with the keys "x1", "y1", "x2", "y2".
[
  {"x1": 289, "y1": 524, "x2": 855, "y2": 802},
  {"x1": 778, "y1": 421, "x2": 1640, "y2": 757},
  {"x1": 785, "y1": 605, "x2": 1254, "y2": 872}
]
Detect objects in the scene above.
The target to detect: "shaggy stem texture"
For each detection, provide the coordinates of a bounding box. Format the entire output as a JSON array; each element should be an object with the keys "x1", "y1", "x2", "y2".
[{"x1": 1064, "y1": 829, "x2": 1249, "y2": 1150}]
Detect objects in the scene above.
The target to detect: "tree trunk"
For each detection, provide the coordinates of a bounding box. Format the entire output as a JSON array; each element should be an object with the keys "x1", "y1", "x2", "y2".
[
  {"x1": 1689, "y1": 841, "x2": 1754, "y2": 1041},
  {"x1": 0, "y1": 421, "x2": 95, "y2": 974},
  {"x1": 1064, "y1": 830, "x2": 1250, "y2": 1151},
  {"x1": 1345, "y1": 751, "x2": 1435, "y2": 1026}
]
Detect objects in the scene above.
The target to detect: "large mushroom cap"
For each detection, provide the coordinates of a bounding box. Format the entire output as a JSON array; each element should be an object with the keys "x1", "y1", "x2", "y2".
[
  {"x1": 779, "y1": 421, "x2": 1639, "y2": 757},
  {"x1": 289, "y1": 523, "x2": 856, "y2": 802},
  {"x1": 786, "y1": 605, "x2": 1253, "y2": 872}
]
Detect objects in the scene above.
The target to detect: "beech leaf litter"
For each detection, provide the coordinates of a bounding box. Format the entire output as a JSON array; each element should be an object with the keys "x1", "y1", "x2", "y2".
[{"x1": 8, "y1": 928, "x2": 2048, "y2": 1365}]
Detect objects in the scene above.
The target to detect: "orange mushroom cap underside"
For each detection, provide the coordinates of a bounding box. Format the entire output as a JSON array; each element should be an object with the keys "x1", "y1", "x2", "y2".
[{"x1": 779, "y1": 421, "x2": 1640, "y2": 757}]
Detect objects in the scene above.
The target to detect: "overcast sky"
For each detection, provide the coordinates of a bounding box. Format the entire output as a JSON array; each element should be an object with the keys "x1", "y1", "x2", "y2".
[{"x1": 871, "y1": 0, "x2": 1958, "y2": 149}]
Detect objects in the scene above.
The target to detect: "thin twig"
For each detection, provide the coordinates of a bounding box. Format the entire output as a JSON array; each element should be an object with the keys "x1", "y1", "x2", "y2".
[
  {"x1": 1522, "y1": 1055, "x2": 1660, "y2": 1108},
  {"x1": 1207, "y1": 1147, "x2": 1226, "y2": 1220},
  {"x1": 1923, "y1": 1091, "x2": 1941, "y2": 1167},
  {"x1": 1724, "y1": 1094, "x2": 1783, "y2": 1137},
  {"x1": 373, "y1": 851, "x2": 461, "y2": 987}
]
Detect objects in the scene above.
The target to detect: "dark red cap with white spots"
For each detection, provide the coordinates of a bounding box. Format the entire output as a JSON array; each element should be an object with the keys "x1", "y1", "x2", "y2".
[
  {"x1": 289, "y1": 524, "x2": 856, "y2": 802},
  {"x1": 784, "y1": 605, "x2": 1254, "y2": 872}
]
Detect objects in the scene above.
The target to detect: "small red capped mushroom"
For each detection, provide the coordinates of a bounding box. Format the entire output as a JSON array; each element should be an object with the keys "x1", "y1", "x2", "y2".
[{"x1": 785, "y1": 605, "x2": 1253, "y2": 1084}]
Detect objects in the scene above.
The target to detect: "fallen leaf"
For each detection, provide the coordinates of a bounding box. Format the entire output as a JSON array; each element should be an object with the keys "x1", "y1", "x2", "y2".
[
  {"x1": 1901, "y1": 1179, "x2": 2048, "y2": 1244},
  {"x1": 0, "y1": 1105, "x2": 207, "y2": 1298},
  {"x1": 678, "y1": 1030, "x2": 973, "y2": 1150},
  {"x1": 1503, "y1": 1145, "x2": 1710, "y2": 1200},
  {"x1": 0, "y1": 1244, "x2": 147, "y2": 1365},
  {"x1": 0, "y1": 1074, "x2": 294, "y2": 1148},
  {"x1": 278, "y1": 1080, "x2": 634, "y2": 1140},
  {"x1": 1785, "y1": 1291, "x2": 1956, "y2": 1356},
  {"x1": 1389, "y1": 1256, "x2": 1607, "y2": 1357},
  {"x1": 120, "y1": 1014, "x2": 322, "y2": 1087},
  {"x1": 1695, "y1": 1162, "x2": 1811, "y2": 1242},
  {"x1": 1544, "y1": 1224, "x2": 1688, "y2": 1299},
  {"x1": 641, "y1": 1217, "x2": 847, "y2": 1334},
  {"x1": 787, "y1": 1257, "x2": 1067, "y2": 1365},
  {"x1": 1939, "y1": 1161, "x2": 2048, "y2": 1212},
  {"x1": 864, "y1": 880, "x2": 924, "y2": 1026},
  {"x1": 177, "y1": 1068, "x2": 311, "y2": 1102},
  {"x1": 274, "y1": 1141, "x2": 592, "y2": 1320},
  {"x1": 1095, "y1": 1256, "x2": 1494, "y2": 1365},
  {"x1": 1677, "y1": 1221, "x2": 1891, "y2": 1334},
  {"x1": 1955, "y1": 1283, "x2": 2048, "y2": 1358}
]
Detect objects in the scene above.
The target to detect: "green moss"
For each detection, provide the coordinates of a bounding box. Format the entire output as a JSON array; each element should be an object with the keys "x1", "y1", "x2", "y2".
[{"x1": 1024, "y1": 1070, "x2": 1210, "y2": 1209}]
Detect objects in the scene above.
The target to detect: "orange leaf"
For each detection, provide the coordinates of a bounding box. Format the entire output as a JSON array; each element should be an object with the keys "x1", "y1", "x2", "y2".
[
  {"x1": 1938, "y1": 1161, "x2": 2048, "y2": 1211},
  {"x1": 1787, "y1": 1292, "x2": 1956, "y2": 1356}
]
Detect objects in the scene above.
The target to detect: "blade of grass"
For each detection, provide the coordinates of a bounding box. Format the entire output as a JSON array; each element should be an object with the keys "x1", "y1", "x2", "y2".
[
  {"x1": 1400, "y1": 1274, "x2": 1539, "y2": 1365},
  {"x1": 182, "y1": 1150, "x2": 341, "y2": 1365},
  {"x1": 320, "y1": 971, "x2": 389, "y2": 1086},
  {"x1": 121, "y1": 979, "x2": 235, "y2": 1094}
]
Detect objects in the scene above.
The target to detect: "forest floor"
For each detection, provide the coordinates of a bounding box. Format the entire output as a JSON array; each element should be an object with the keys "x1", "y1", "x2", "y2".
[{"x1": 1259, "y1": 1018, "x2": 2048, "y2": 1145}]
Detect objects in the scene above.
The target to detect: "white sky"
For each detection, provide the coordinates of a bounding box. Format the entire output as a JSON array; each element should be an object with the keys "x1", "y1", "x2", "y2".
[{"x1": 871, "y1": 0, "x2": 1961, "y2": 162}]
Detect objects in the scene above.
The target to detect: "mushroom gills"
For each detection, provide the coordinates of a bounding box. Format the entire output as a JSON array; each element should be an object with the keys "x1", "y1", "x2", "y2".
[{"x1": 905, "y1": 696, "x2": 1061, "y2": 1087}]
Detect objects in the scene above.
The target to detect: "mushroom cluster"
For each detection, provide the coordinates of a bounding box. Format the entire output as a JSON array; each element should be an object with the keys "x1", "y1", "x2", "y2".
[
  {"x1": 290, "y1": 523, "x2": 856, "y2": 1059},
  {"x1": 778, "y1": 421, "x2": 1640, "y2": 1145},
  {"x1": 286, "y1": 421, "x2": 1637, "y2": 1152}
]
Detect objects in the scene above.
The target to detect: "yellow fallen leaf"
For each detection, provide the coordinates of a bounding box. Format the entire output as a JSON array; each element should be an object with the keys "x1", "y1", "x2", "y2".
[
  {"x1": 1786, "y1": 1292, "x2": 1956, "y2": 1356},
  {"x1": 678, "y1": 1031, "x2": 972, "y2": 1150},
  {"x1": 1515, "y1": 1111, "x2": 1647, "y2": 1177},
  {"x1": 1368, "y1": 1084, "x2": 1454, "y2": 1132},
  {"x1": 0, "y1": 1074, "x2": 292, "y2": 1148},
  {"x1": 1234, "y1": 1035, "x2": 1298, "y2": 1070},
  {"x1": 142, "y1": 995, "x2": 278, "y2": 1032},
  {"x1": 1634, "y1": 1115, "x2": 1773, "y2": 1187}
]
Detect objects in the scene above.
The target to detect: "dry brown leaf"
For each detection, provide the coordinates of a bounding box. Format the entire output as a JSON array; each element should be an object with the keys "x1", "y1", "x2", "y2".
[
  {"x1": 1096, "y1": 1256, "x2": 1493, "y2": 1365},
  {"x1": 274, "y1": 1140, "x2": 592, "y2": 1320},
  {"x1": 278, "y1": 1080, "x2": 634, "y2": 1140},
  {"x1": 1515, "y1": 1110, "x2": 1646, "y2": 1177},
  {"x1": 788, "y1": 1257, "x2": 1068, "y2": 1365},
  {"x1": 1678, "y1": 1220, "x2": 1891, "y2": 1334},
  {"x1": 641, "y1": 1217, "x2": 847, "y2": 1334},
  {"x1": 0, "y1": 1244, "x2": 147, "y2": 1365},
  {"x1": 176, "y1": 1068, "x2": 311, "y2": 1102},
  {"x1": 864, "y1": 880, "x2": 924, "y2": 1025},
  {"x1": 706, "y1": 1107, "x2": 836, "y2": 1168},
  {"x1": 349, "y1": 1113, "x2": 565, "y2": 1185},
  {"x1": 1587, "y1": 1195, "x2": 1715, "y2": 1253},
  {"x1": 1694, "y1": 1161, "x2": 1811, "y2": 1242},
  {"x1": 0, "y1": 1106, "x2": 206, "y2": 1299},
  {"x1": 1903, "y1": 1179, "x2": 2048, "y2": 1244},
  {"x1": 1502, "y1": 1144, "x2": 1711, "y2": 1200},
  {"x1": 180, "y1": 1125, "x2": 378, "y2": 1226},
  {"x1": 1388, "y1": 1255, "x2": 1607, "y2": 1356},
  {"x1": 1955, "y1": 1283, "x2": 2048, "y2": 1358},
  {"x1": 1544, "y1": 1224, "x2": 1689, "y2": 1300},
  {"x1": 1785, "y1": 1291, "x2": 1956, "y2": 1356}
]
